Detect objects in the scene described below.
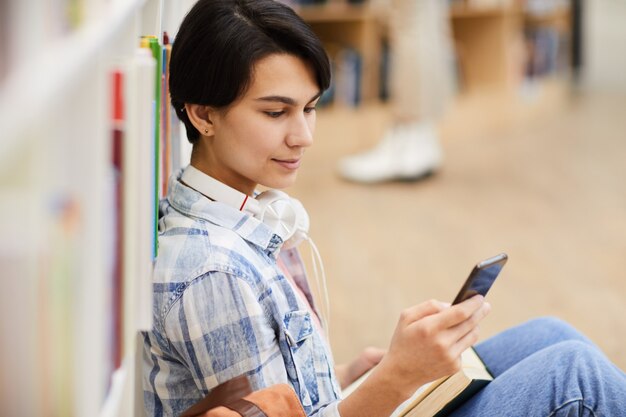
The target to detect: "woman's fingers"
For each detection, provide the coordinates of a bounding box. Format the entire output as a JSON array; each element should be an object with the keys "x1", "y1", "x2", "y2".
[
  {"x1": 450, "y1": 325, "x2": 481, "y2": 359},
  {"x1": 435, "y1": 295, "x2": 485, "y2": 330},
  {"x1": 451, "y1": 300, "x2": 491, "y2": 336},
  {"x1": 398, "y1": 299, "x2": 450, "y2": 326},
  {"x1": 382, "y1": 296, "x2": 492, "y2": 389},
  {"x1": 422, "y1": 296, "x2": 490, "y2": 356},
  {"x1": 449, "y1": 302, "x2": 491, "y2": 356}
]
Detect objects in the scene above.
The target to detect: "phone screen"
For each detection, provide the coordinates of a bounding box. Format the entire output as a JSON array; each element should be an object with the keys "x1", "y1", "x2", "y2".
[{"x1": 452, "y1": 253, "x2": 507, "y2": 305}]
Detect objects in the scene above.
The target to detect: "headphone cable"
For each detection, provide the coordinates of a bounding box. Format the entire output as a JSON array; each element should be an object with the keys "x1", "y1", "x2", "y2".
[{"x1": 306, "y1": 236, "x2": 331, "y2": 342}]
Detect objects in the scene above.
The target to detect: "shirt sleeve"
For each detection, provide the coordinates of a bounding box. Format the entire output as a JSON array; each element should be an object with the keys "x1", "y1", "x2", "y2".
[
  {"x1": 162, "y1": 270, "x2": 343, "y2": 416},
  {"x1": 163, "y1": 270, "x2": 282, "y2": 393}
]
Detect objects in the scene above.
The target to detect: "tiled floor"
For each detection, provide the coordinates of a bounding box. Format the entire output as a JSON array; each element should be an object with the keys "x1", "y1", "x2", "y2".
[{"x1": 288, "y1": 88, "x2": 626, "y2": 371}]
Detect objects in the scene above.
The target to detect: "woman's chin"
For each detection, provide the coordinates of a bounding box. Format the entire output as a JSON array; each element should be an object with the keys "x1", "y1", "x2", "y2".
[{"x1": 262, "y1": 173, "x2": 298, "y2": 191}]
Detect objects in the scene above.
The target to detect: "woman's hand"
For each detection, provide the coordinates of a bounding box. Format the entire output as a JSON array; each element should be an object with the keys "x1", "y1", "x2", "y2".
[
  {"x1": 376, "y1": 295, "x2": 491, "y2": 397},
  {"x1": 337, "y1": 295, "x2": 491, "y2": 417},
  {"x1": 335, "y1": 347, "x2": 386, "y2": 389}
]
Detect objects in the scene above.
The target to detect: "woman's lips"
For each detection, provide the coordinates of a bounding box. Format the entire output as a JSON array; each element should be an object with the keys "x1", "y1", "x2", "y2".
[{"x1": 273, "y1": 158, "x2": 302, "y2": 170}]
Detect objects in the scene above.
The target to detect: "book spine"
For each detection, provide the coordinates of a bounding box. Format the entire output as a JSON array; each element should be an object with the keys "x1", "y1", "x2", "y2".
[
  {"x1": 110, "y1": 69, "x2": 125, "y2": 374},
  {"x1": 126, "y1": 46, "x2": 156, "y2": 337}
]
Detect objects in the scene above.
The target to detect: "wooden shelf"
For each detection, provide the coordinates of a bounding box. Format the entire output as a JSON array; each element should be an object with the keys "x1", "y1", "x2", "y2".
[
  {"x1": 451, "y1": 5, "x2": 525, "y2": 93},
  {"x1": 298, "y1": 0, "x2": 572, "y2": 103},
  {"x1": 450, "y1": 3, "x2": 523, "y2": 19},
  {"x1": 297, "y1": 2, "x2": 387, "y2": 104},
  {"x1": 295, "y1": 2, "x2": 384, "y2": 23}
]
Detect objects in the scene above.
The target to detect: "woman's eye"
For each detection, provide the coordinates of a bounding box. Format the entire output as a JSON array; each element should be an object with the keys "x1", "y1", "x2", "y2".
[
  {"x1": 304, "y1": 107, "x2": 316, "y2": 114},
  {"x1": 265, "y1": 111, "x2": 285, "y2": 118}
]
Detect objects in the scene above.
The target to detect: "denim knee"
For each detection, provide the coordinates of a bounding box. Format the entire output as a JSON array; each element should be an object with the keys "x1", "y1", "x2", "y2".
[
  {"x1": 525, "y1": 316, "x2": 575, "y2": 333},
  {"x1": 552, "y1": 340, "x2": 599, "y2": 366},
  {"x1": 547, "y1": 340, "x2": 611, "y2": 415},
  {"x1": 523, "y1": 316, "x2": 593, "y2": 345}
]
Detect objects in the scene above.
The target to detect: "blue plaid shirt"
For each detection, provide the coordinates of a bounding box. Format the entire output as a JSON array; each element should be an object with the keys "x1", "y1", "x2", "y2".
[{"x1": 142, "y1": 170, "x2": 342, "y2": 416}]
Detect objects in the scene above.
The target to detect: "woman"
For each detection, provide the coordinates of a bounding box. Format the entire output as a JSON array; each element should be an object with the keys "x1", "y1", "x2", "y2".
[{"x1": 142, "y1": 1, "x2": 626, "y2": 416}]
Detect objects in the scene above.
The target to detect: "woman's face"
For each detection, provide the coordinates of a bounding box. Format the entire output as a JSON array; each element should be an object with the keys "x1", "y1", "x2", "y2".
[{"x1": 199, "y1": 53, "x2": 321, "y2": 195}]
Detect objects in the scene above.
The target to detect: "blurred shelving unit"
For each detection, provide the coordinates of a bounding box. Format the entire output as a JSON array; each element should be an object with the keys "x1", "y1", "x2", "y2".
[
  {"x1": 294, "y1": 0, "x2": 573, "y2": 111},
  {"x1": 525, "y1": 6, "x2": 571, "y2": 30},
  {"x1": 0, "y1": 0, "x2": 193, "y2": 416},
  {"x1": 293, "y1": 1, "x2": 388, "y2": 105},
  {"x1": 450, "y1": 1, "x2": 526, "y2": 93},
  {"x1": 523, "y1": 4, "x2": 573, "y2": 79}
]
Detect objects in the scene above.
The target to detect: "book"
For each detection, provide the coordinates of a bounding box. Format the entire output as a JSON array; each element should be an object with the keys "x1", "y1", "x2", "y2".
[
  {"x1": 125, "y1": 44, "x2": 156, "y2": 334},
  {"x1": 110, "y1": 68, "x2": 125, "y2": 374},
  {"x1": 343, "y1": 348, "x2": 492, "y2": 417},
  {"x1": 334, "y1": 47, "x2": 362, "y2": 107}
]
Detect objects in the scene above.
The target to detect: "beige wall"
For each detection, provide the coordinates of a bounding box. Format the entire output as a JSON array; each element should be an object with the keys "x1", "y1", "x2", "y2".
[{"x1": 584, "y1": 0, "x2": 626, "y2": 92}]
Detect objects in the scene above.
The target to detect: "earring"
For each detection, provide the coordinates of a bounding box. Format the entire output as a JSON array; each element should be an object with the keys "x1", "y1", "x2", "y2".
[{"x1": 204, "y1": 129, "x2": 209, "y2": 134}]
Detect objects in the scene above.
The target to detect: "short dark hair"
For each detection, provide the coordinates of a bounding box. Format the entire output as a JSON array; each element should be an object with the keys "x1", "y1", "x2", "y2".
[{"x1": 169, "y1": 0, "x2": 331, "y2": 143}]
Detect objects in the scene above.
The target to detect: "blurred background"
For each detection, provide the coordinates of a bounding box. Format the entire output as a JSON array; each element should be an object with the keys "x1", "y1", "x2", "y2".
[
  {"x1": 0, "y1": 0, "x2": 624, "y2": 415},
  {"x1": 284, "y1": 0, "x2": 626, "y2": 377}
]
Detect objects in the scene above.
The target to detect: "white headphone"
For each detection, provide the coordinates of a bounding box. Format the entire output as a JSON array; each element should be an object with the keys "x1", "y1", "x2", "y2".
[
  {"x1": 181, "y1": 165, "x2": 310, "y2": 249},
  {"x1": 181, "y1": 165, "x2": 331, "y2": 337}
]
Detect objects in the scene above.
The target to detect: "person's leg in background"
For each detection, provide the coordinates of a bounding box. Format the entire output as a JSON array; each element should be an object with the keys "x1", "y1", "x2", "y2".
[
  {"x1": 338, "y1": 0, "x2": 455, "y2": 183},
  {"x1": 449, "y1": 317, "x2": 626, "y2": 416}
]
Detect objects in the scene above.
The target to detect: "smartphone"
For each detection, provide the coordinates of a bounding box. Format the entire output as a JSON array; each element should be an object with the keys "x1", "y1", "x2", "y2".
[{"x1": 452, "y1": 253, "x2": 508, "y2": 305}]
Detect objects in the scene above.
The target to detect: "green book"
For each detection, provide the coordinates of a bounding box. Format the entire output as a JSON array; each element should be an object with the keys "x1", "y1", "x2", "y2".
[{"x1": 143, "y1": 36, "x2": 162, "y2": 259}]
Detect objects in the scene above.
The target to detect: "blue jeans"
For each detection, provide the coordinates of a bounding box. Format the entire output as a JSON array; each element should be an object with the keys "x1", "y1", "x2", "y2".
[{"x1": 449, "y1": 317, "x2": 626, "y2": 417}]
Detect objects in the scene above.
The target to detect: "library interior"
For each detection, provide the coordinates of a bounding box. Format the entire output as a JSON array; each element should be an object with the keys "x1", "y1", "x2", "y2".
[{"x1": 1, "y1": 0, "x2": 625, "y2": 415}]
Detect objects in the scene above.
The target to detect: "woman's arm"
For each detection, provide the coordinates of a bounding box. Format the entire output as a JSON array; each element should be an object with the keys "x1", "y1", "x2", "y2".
[{"x1": 338, "y1": 296, "x2": 491, "y2": 417}]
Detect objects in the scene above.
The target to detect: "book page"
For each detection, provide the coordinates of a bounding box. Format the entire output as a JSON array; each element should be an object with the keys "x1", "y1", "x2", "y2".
[{"x1": 461, "y1": 348, "x2": 493, "y2": 379}]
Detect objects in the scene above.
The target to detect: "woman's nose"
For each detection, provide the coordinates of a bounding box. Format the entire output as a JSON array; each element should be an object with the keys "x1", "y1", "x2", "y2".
[{"x1": 287, "y1": 113, "x2": 314, "y2": 147}]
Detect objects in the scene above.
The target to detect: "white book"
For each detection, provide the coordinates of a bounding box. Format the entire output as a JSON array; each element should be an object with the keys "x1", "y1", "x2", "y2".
[{"x1": 126, "y1": 46, "x2": 156, "y2": 337}]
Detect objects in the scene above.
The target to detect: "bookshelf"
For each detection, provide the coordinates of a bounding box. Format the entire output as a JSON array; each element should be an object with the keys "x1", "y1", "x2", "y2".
[
  {"x1": 0, "y1": 0, "x2": 193, "y2": 415},
  {"x1": 450, "y1": 2, "x2": 526, "y2": 93},
  {"x1": 293, "y1": 1, "x2": 388, "y2": 104},
  {"x1": 293, "y1": 0, "x2": 573, "y2": 105}
]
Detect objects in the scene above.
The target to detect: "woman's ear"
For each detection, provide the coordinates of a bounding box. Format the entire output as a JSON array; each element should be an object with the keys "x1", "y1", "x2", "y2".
[{"x1": 185, "y1": 104, "x2": 215, "y2": 137}]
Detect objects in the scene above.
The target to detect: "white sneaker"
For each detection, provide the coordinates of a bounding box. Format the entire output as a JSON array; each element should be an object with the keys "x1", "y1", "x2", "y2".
[{"x1": 337, "y1": 122, "x2": 442, "y2": 183}]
